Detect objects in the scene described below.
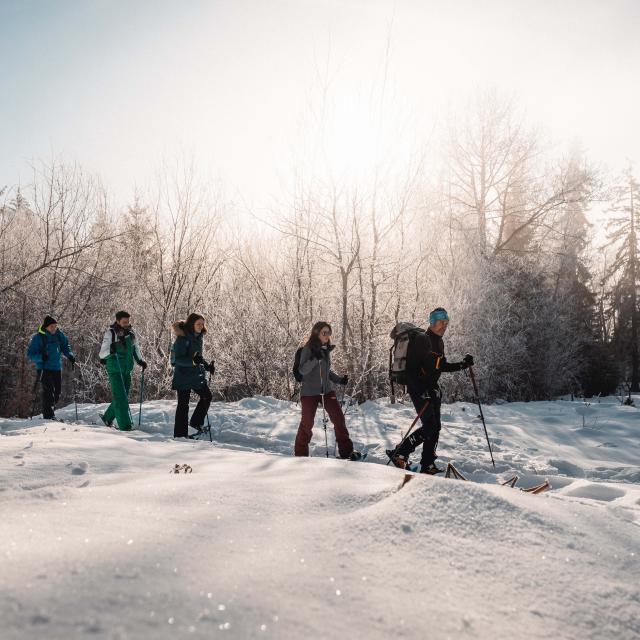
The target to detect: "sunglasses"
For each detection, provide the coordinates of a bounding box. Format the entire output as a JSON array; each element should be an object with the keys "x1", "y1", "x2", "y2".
[{"x1": 320, "y1": 330, "x2": 332, "y2": 336}]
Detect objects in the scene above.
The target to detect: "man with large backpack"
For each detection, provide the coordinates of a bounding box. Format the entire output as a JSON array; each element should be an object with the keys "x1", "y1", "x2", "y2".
[
  {"x1": 27, "y1": 315, "x2": 75, "y2": 420},
  {"x1": 387, "y1": 307, "x2": 473, "y2": 474},
  {"x1": 98, "y1": 311, "x2": 147, "y2": 431}
]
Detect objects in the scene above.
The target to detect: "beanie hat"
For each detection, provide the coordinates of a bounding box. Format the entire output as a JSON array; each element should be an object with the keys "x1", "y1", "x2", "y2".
[
  {"x1": 429, "y1": 308, "x2": 449, "y2": 325},
  {"x1": 42, "y1": 315, "x2": 57, "y2": 329}
]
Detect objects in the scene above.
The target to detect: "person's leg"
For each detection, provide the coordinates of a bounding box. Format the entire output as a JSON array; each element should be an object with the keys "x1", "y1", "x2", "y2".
[
  {"x1": 174, "y1": 389, "x2": 191, "y2": 438},
  {"x1": 323, "y1": 392, "x2": 354, "y2": 458},
  {"x1": 294, "y1": 395, "x2": 319, "y2": 456},
  {"x1": 52, "y1": 371, "x2": 62, "y2": 405},
  {"x1": 41, "y1": 370, "x2": 55, "y2": 419},
  {"x1": 190, "y1": 385, "x2": 213, "y2": 428},
  {"x1": 419, "y1": 395, "x2": 442, "y2": 469},
  {"x1": 109, "y1": 370, "x2": 132, "y2": 430},
  {"x1": 395, "y1": 387, "x2": 434, "y2": 458}
]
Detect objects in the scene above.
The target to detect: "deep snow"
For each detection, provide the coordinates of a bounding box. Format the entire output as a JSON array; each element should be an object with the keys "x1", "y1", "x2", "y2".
[{"x1": 1, "y1": 395, "x2": 639, "y2": 639}]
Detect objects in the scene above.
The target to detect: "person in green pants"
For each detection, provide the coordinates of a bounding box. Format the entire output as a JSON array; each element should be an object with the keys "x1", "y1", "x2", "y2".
[{"x1": 98, "y1": 310, "x2": 147, "y2": 430}]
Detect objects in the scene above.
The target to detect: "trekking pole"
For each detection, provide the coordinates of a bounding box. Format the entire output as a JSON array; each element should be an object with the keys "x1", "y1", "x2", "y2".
[
  {"x1": 386, "y1": 397, "x2": 430, "y2": 465},
  {"x1": 319, "y1": 364, "x2": 329, "y2": 458},
  {"x1": 114, "y1": 351, "x2": 134, "y2": 427},
  {"x1": 138, "y1": 368, "x2": 144, "y2": 427},
  {"x1": 467, "y1": 366, "x2": 496, "y2": 469},
  {"x1": 205, "y1": 370, "x2": 212, "y2": 442}
]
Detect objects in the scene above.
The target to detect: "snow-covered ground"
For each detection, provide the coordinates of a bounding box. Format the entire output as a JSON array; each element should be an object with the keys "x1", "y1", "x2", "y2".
[{"x1": 1, "y1": 395, "x2": 639, "y2": 639}]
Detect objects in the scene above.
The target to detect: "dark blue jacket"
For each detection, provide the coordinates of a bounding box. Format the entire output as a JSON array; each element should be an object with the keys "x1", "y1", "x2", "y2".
[
  {"x1": 171, "y1": 322, "x2": 207, "y2": 391},
  {"x1": 27, "y1": 327, "x2": 73, "y2": 371}
]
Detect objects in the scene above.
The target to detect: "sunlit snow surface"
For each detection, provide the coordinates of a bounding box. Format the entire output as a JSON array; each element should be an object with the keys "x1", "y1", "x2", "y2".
[{"x1": 1, "y1": 395, "x2": 638, "y2": 639}]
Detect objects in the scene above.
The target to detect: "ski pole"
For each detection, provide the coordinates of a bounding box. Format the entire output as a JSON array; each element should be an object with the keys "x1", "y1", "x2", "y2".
[
  {"x1": 467, "y1": 366, "x2": 496, "y2": 469},
  {"x1": 138, "y1": 368, "x2": 144, "y2": 427},
  {"x1": 114, "y1": 351, "x2": 134, "y2": 427},
  {"x1": 319, "y1": 363, "x2": 329, "y2": 458},
  {"x1": 386, "y1": 397, "x2": 430, "y2": 465}
]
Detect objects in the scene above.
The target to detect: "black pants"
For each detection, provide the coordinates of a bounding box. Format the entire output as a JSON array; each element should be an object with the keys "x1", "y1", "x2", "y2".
[
  {"x1": 397, "y1": 385, "x2": 441, "y2": 468},
  {"x1": 41, "y1": 370, "x2": 62, "y2": 419},
  {"x1": 174, "y1": 385, "x2": 213, "y2": 438}
]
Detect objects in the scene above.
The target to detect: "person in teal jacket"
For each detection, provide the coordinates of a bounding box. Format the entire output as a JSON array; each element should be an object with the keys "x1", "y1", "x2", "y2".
[
  {"x1": 171, "y1": 313, "x2": 215, "y2": 438},
  {"x1": 27, "y1": 315, "x2": 75, "y2": 419},
  {"x1": 98, "y1": 310, "x2": 147, "y2": 431}
]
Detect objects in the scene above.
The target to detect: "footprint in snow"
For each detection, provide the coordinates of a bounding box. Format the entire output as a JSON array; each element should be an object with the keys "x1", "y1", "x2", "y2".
[{"x1": 69, "y1": 461, "x2": 89, "y2": 475}]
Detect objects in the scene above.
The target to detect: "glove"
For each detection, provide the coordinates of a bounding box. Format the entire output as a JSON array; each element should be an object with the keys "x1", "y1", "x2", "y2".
[
  {"x1": 138, "y1": 359, "x2": 147, "y2": 370},
  {"x1": 192, "y1": 352, "x2": 204, "y2": 366},
  {"x1": 462, "y1": 354, "x2": 474, "y2": 369},
  {"x1": 206, "y1": 361, "x2": 215, "y2": 375},
  {"x1": 340, "y1": 375, "x2": 348, "y2": 385},
  {"x1": 109, "y1": 342, "x2": 117, "y2": 355},
  {"x1": 68, "y1": 355, "x2": 76, "y2": 366}
]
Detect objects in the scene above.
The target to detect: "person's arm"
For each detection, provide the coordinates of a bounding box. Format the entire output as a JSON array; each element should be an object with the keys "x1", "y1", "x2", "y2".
[
  {"x1": 298, "y1": 346, "x2": 319, "y2": 376},
  {"x1": 59, "y1": 331, "x2": 74, "y2": 360},
  {"x1": 27, "y1": 334, "x2": 43, "y2": 367},
  {"x1": 99, "y1": 329, "x2": 112, "y2": 360}
]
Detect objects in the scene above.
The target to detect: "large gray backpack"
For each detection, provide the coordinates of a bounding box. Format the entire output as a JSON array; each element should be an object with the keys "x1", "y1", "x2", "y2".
[{"x1": 389, "y1": 322, "x2": 426, "y2": 387}]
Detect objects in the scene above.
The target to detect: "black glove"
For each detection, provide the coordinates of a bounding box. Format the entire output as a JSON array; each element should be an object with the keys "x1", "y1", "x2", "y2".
[
  {"x1": 462, "y1": 354, "x2": 474, "y2": 369},
  {"x1": 206, "y1": 361, "x2": 215, "y2": 375},
  {"x1": 68, "y1": 355, "x2": 76, "y2": 367},
  {"x1": 340, "y1": 375, "x2": 348, "y2": 385},
  {"x1": 192, "y1": 352, "x2": 204, "y2": 366},
  {"x1": 109, "y1": 342, "x2": 117, "y2": 355},
  {"x1": 138, "y1": 359, "x2": 147, "y2": 370}
]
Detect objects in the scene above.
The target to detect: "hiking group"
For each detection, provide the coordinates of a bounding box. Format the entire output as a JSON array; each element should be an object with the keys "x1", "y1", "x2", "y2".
[{"x1": 27, "y1": 306, "x2": 475, "y2": 473}]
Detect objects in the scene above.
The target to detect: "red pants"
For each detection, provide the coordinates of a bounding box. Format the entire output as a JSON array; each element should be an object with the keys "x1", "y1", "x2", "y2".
[{"x1": 295, "y1": 393, "x2": 354, "y2": 457}]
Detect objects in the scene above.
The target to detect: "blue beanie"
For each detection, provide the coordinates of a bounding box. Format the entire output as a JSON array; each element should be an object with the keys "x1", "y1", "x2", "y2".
[{"x1": 429, "y1": 308, "x2": 449, "y2": 325}]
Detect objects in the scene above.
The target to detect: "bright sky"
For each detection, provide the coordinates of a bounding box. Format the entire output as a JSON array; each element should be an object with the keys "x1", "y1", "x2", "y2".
[{"x1": 1, "y1": 0, "x2": 639, "y2": 212}]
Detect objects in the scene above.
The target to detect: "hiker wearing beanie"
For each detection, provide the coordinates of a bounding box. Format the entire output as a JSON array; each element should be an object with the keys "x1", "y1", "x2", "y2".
[
  {"x1": 387, "y1": 308, "x2": 473, "y2": 474},
  {"x1": 293, "y1": 321, "x2": 361, "y2": 460},
  {"x1": 27, "y1": 316, "x2": 75, "y2": 420},
  {"x1": 98, "y1": 311, "x2": 147, "y2": 431},
  {"x1": 170, "y1": 313, "x2": 215, "y2": 438}
]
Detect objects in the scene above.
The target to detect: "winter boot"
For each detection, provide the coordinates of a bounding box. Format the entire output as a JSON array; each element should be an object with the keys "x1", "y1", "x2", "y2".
[
  {"x1": 348, "y1": 451, "x2": 363, "y2": 461},
  {"x1": 98, "y1": 413, "x2": 113, "y2": 428}
]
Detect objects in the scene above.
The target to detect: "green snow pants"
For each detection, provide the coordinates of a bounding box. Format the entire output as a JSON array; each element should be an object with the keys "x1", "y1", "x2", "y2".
[{"x1": 103, "y1": 369, "x2": 133, "y2": 430}]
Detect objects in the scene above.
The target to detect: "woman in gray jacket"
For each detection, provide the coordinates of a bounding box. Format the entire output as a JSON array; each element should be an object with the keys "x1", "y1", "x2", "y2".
[{"x1": 294, "y1": 321, "x2": 360, "y2": 459}]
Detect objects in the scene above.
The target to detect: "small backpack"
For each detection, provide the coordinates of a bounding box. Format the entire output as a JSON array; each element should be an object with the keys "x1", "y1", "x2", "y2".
[
  {"x1": 389, "y1": 322, "x2": 426, "y2": 386},
  {"x1": 292, "y1": 346, "x2": 304, "y2": 382}
]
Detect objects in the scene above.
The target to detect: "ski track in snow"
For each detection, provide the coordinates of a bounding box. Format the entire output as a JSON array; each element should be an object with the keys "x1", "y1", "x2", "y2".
[{"x1": 0, "y1": 396, "x2": 639, "y2": 639}]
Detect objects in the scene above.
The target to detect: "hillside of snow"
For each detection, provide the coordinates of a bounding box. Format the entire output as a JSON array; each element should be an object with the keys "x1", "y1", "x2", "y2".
[{"x1": 1, "y1": 395, "x2": 639, "y2": 639}]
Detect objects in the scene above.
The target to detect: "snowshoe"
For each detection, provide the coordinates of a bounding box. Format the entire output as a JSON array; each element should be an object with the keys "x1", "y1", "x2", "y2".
[
  {"x1": 421, "y1": 463, "x2": 444, "y2": 475},
  {"x1": 98, "y1": 413, "x2": 113, "y2": 428},
  {"x1": 349, "y1": 451, "x2": 364, "y2": 461},
  {"x1": 386, "y1": 449, "x2": 409, "y2": 469}
]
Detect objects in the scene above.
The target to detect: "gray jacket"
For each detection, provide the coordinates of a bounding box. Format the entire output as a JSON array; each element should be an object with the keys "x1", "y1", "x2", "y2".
[{"x1": 298, "y1": 345, "x2": 342, "y2": 396}]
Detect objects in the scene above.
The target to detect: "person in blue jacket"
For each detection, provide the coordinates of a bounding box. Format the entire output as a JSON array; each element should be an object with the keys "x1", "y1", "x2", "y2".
[
  {"x1": 27, "y1": 315, "x2": 75, "y2": 419},
  {"x1": 171, "y1": 313, "x2": 215, "y2": 438}
]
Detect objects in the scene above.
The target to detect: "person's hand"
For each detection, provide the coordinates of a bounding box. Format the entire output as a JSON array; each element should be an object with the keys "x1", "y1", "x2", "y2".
[
  {"x1": 340, "y1": 375, "x2": 349, "y2": 385},
  {"x1": 192, "y1": 352, "x2": 204, "y2": 365},
  {"x1": 138, "y1": 360, "x2": 148, "y2": 370},
  {"x1": 206, "y1": 361, "x2": 215, "y2": 375},
  {"x1": 68, "y1": 355, "x2": 76, "y2": 366},
  {"x1": 462, "y1": 354, "x2": 474, "y2": 369}
]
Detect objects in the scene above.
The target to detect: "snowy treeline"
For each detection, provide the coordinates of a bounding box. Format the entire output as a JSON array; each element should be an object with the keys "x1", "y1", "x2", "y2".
[{"x1": 1, "y1": 94, "x2": 636, "y2": 416}]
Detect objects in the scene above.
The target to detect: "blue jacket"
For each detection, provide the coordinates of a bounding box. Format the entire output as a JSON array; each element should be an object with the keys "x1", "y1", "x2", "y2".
[{"x1": 27, "y1": 327, "x2": 73, "y2": 371}]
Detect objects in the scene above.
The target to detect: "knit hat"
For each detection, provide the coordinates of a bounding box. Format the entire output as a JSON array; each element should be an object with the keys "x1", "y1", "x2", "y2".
[
  {"x1": 428, "y1": 308, "x2": 449, "y2": 325},
  {"x1": 42, "y1": 315, "x2": 57, "y2": 329}
]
